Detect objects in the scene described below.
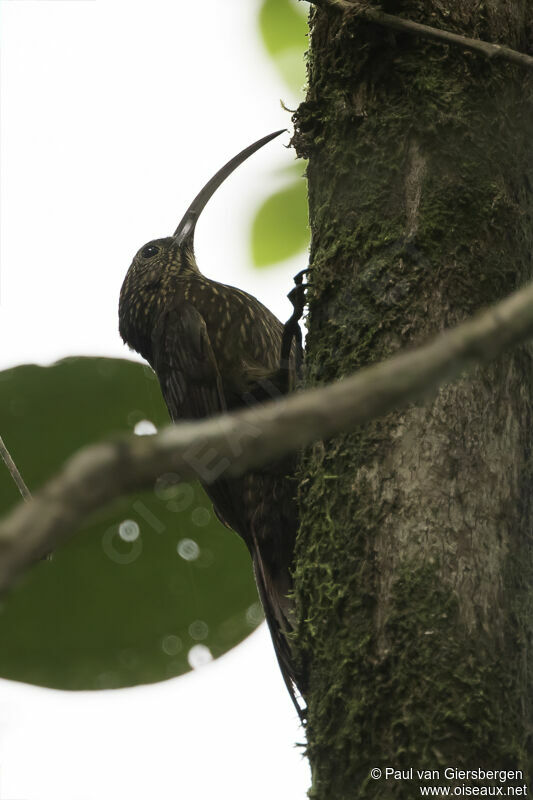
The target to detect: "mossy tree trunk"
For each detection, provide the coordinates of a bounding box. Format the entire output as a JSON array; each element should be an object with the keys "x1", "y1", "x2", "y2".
[{"x1": 292, "y1": 1, "x2": 533, "y2": 797}]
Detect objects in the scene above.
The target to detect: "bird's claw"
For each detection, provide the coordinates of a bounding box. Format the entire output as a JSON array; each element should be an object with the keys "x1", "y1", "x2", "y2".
[{"x1": 287, "y1": 267, "x2": 309, "y2": 322}]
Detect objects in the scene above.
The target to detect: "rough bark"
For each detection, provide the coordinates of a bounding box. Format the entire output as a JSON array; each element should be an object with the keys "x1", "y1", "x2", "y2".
[{"x1": 292, "y1": 1, "x2": 533, "y2": 797}]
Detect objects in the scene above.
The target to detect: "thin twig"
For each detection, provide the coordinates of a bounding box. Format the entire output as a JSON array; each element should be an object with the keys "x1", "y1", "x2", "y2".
[
  {"x1": 1, "y1": 277, "x2": 533, "y2": 591},
  {"x1": 309, "y1": 0, "x2": 533, "y2": 71},
  {"x1": 0, "y1": 435, "x2": 31, "y2": 502}
]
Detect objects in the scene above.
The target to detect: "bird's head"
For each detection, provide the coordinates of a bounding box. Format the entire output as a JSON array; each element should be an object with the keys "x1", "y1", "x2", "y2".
[
  {"x1": 119, "y1": 128, "x2": 286, "y2": 357},
  {"x1": 118, "y1": 235, "x2": 192, "y2": 360},
  {"x1": 122, "y1": 235, "x2": 196, "y2": 293}
]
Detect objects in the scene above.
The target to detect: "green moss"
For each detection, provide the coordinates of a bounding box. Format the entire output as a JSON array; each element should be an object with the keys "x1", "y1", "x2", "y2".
[
  {"x1": 292, "y1": 2, "x2": 533, "y2": 797},
  {"x1": 295, "y1": 447, "x2": 533, "y2": 793}
]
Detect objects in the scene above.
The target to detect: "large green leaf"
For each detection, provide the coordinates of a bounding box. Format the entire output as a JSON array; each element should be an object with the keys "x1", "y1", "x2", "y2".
[
  {"x1": 251, "y1": 176, "x2": 309, "y2": 267},
  {"x1": 259, "y1": 0, "x2": 308, "y2": 93},
  {"x1": 0, "y1": 357, "x2": 262, "y2": 690}
]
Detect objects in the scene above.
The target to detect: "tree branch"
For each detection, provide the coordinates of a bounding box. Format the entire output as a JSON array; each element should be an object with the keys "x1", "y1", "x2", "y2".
[
  {"x1": 308, "y1": 0, "x2": 533, "y2": 70},
  {"x1": 0, "y1": 435, "x2": 31, "y2": 502},
  {"x1": 1, "y1": 278, "x2": 533, "y2": 591}
]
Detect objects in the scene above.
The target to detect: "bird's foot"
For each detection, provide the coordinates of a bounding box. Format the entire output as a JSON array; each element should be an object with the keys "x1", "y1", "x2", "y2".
[
  {"x1": 279, "y1": 267, "x2": 310, "y2": 383},
  {"x1": 287, "y1": 268, "x2": 310, "y2": 321}
]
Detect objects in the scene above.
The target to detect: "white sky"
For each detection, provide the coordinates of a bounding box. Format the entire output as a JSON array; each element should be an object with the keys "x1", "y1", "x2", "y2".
[{"x1": 0, "y1": 0, "x2": 310, "y2": 797}]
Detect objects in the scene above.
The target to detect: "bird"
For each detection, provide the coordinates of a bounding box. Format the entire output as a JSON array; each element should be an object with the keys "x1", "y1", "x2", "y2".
[{"x1": 118, "y1": 130, "x2": 306, "y2": 720}]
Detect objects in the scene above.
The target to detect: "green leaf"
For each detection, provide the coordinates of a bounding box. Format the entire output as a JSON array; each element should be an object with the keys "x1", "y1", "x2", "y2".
[
  {"x1": 259, "y1": 0, "x2": 308, "y2": 93},
  {"x1": 251, "y1": 177, "x2": 309, "y2": 267},
  {"x1": 0, "y1": 357, "x2": 261, "y2": 690}
]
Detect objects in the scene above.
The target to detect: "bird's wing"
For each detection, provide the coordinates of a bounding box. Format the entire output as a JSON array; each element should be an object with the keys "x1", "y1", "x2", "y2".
[
  {"x1": 151, "y1": 302, "x2": 305, "y2": 720},
  {"x1": 151, "y1": 303, "x2": 241, "y2": 531},
  {"x1": 151, "y1": 302, "x2": 226, "y2": 421}
]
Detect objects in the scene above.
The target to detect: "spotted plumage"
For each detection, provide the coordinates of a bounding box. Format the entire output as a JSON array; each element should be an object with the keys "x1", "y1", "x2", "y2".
[{"x1": 118, "y1": 131, "x2": 305, "y2": 720}]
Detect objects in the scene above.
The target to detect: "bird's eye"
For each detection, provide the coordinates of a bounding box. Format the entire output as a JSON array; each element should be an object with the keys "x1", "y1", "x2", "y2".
[{"x1": 141, "y1": 244, "x2": 160, "y2": 259}]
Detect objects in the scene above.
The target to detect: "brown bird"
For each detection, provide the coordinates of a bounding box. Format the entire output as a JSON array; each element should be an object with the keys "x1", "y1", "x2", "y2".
[{"x1": 118, "y1": 130, "x2": 305, "y2": 719}]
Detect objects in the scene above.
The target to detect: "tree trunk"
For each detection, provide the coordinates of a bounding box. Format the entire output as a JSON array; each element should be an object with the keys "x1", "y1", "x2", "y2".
[{"x1": 292, "y1": 2, "x2": 533, "y2": 797}]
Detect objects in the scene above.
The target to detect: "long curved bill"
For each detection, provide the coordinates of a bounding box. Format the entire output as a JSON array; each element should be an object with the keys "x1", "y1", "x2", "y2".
[{"x1": 173, "y1": 129, "x2": 286, "y2": 247}]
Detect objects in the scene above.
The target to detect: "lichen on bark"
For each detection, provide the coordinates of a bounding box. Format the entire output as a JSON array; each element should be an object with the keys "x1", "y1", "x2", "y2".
[{"x1": 292, "y1": 2, "x2": 533, "y2": 797}]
